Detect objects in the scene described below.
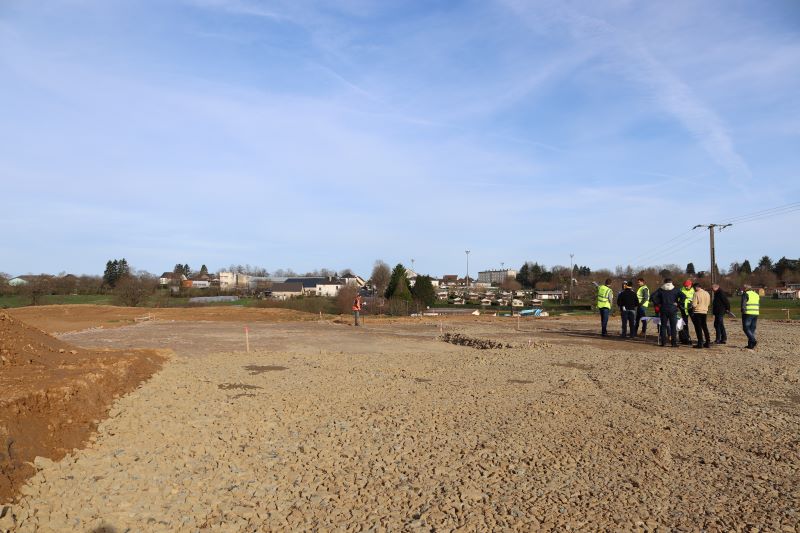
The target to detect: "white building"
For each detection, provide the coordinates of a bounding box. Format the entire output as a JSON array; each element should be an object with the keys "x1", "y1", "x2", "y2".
[
  {"x1": 477, "y1": 269, "x2": 517, "y2": 285},
  {"x1": 219, "y1": 272, "x2": 251, "y2": 289},
  {"x1": 316, "y1": 280, "x2": 344, "y2": 297}
]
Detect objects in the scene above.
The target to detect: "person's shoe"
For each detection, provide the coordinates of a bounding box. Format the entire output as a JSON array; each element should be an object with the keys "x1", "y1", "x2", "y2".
[
  {"x1": 693, "y1": 345, "x2": 702, "y2": 349},
  {"x1": 703, "y1": 342, "x2": 710, "y2": 348},
  {"x1": 714, "y1": 340, "x2": 722, "y2": 344},
  {"x1": 720, "y1": 340, "x2": 727, "y2": 344},
  {"x1": 745, "y1": 344, "x2": 754, "y2": 349},
  {"x1": 672, "y1": 343, "x2": 679, "y2": 348},
  {"x1": 753, "y1": 341, "x2": 758, "y2": 349}
]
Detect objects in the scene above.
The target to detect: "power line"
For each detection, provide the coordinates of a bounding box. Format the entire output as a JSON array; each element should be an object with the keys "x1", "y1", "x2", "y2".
[
  {"x1": 718, "y1": 201, "x2": 800, "y2": 225},
  {"x1": 629, "y1": 228, "x2": 695, "y2": 265},
  {"x1": 633, "y1": 233, "x2": 706, "y2": 266}
]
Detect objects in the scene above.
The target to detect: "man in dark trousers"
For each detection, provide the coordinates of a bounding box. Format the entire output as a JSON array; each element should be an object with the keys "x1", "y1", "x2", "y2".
[
  {"x1": 651, "y1": 278, "x2": 686, "y2": 347},
  {"x1": 711, "y1": 283, "x2": 730, "y2": 344},
  {"x1": 678, "y1": 279, "x2": 695, "y2": 345},
  {"x1": 741, "y1": 284, "x2": 760, "y2": 349},
  {"x1": 617, "y1": 281, "x2": 638, "y2": 338}
]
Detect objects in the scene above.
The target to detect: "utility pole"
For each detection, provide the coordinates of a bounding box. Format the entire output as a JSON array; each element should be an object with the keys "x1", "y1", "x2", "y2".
[{"x1": 692, "y1": 224, "x2": 732, "y2": 285}]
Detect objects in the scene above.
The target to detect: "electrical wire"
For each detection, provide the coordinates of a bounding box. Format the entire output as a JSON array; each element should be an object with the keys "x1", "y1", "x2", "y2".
[
  {"x1": 635, "y1": 233, "x2": 707, "y2": 266},
  {"x1": 718, "y1": 201, "x2": 800, "y2": 226}
]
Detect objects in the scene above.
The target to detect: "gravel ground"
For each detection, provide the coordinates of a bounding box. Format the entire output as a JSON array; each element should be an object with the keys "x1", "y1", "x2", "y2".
[{"x1": 3, "y1": 317, "x2": 799, "y2": 531}]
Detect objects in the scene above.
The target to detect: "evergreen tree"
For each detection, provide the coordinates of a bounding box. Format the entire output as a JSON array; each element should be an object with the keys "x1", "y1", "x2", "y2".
[
  {"x1": 773, "y1": 257, "x2": 793, "y2": 278},
  {"x1": 516, "y1": 261, "x2": 549, "y2": 288},
  {"x1": 200, "y1": 264, "x2": 209, "y2": 276},
  {"x1": 516, "y1": 263, "x2": 530, "y2": 287},
  {"x1": 103, "y1": 260, "x2": 117, "y2": 287},
  {"x1": 118, "y1": 258, "x2": 130, "y2": 278},
  {"x1": 411, "y1": 275, "x2": 436, "y2": 307},
  {"x1": 174, "y1": 263, "x2": 184, "y2": 275},
  {"x1": 183, "y1": 264, "x2": 191, "y2": 277},
  {"x1": 740, "y1": 259, "x2": 752, "y2": 275},
  {"x1": 757, "y1": 255, "x2": 773, "y2": 272},
  {"x1": 686, "y1": 262, "x2": 696, "y2": 275},
  {"x1": 385, "y1": 264, "x2": 410, "y2": 300}
]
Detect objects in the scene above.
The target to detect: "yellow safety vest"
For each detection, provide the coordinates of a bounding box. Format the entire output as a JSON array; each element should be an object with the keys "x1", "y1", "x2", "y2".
[
  {"x1": 681, "y1": 287, "x2": 694, "y2": 313},
  {"x1": 596, "y1": 285, "x2": 612, "y2": 309},
  {"x1": 637, "y1": 285, "x2": 650, "y2": 308},
  {"x1": 744, "y1": 290, "x2": 760, "y2": 315}
]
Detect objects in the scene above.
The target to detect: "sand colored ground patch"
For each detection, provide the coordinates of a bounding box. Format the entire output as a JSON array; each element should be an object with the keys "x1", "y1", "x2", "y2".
[{"x1": 8, "y1": 305, "x2": 330, "y2": 334}]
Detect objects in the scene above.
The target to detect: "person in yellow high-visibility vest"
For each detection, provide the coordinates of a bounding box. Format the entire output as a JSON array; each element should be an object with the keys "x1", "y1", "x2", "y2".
[
  {"x1": 596, "y1": 278, "x2": 613, "y2": 337},
  {"x1": 678, "y1": 280, "x2": 695, "y2": 345},
  {"x1": 741, "y1": 283, "x2": 760, "y2": 349}
]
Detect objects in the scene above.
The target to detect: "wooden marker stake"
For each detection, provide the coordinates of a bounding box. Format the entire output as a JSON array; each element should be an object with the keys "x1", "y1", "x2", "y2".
[{"x1": 245, "y1": 326, "x2": 250, "y2": 353}]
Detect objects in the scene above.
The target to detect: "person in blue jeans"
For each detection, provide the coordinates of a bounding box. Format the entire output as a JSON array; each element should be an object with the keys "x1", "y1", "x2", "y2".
[
  {"x1": 596, "y1": 279, "x2": 613, "y2": 336},
  {"x1": 741, "y1": 284, "x2": 760, "y2": 349}
]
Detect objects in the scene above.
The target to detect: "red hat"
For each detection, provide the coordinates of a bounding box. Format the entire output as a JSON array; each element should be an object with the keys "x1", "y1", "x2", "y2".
[{"x1": 683, "y1": 280, "x2": 693, "y2": 288}]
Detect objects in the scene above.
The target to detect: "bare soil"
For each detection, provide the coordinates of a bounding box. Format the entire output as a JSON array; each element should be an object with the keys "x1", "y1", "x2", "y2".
[
  {"x1": 1, "y1": 306, "x2": 798, "y2": 531},
  {"x1": 0, "y1": 312, "x2": 166, "y2": 504}
]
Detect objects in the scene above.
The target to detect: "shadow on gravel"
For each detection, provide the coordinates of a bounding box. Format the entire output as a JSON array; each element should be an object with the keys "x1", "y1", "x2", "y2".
[
  {"x1": 508, "y1": 379, "x2": 534, "y2": 384},
  {"x1": 218, "y1": 383, "x2": 263, "y2": 390},
  {"x1": 552, "y1": 362, "x2": 594, "y2": 371},
  {"x1": 244, "y1": 365, "x2": 288, "y2": 374}
]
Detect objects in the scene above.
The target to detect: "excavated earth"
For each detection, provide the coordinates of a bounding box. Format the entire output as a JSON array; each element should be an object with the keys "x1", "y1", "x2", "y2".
[
  {"x1": 1, "y1": 306, "x2": 798, "y2": 531},
  {"x1": 0, "y1": 312, "x2": 166, "y2": 507}
]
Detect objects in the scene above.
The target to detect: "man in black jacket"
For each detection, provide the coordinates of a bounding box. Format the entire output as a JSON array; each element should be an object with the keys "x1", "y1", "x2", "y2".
[
  {"x1": 650, "y1": 278, "x2": 686, "y2": 347},
  {"x1": 616, "y1": 281, "x2": 638, "y2": 338},
  {"x1": 711, "y1": 283, "x2": 730, "y2": 344}
]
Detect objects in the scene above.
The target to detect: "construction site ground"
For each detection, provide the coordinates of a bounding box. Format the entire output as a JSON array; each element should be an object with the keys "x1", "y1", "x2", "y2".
[{"x1": 1, "y1": 305, "x2": 798, "y2": 531}]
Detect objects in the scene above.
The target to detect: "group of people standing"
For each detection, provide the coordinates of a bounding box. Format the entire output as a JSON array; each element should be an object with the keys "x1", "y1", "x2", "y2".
[{"x1": 596, "y1": 278, "x2": 761, "y2": 349}]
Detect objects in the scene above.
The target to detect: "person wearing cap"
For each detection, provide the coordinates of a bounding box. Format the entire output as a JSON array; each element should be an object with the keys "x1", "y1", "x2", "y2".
[
  {"x1": 741, "y1": 284, "x2": 760, "y2": 349},
  {"x1": 678, "y1": 279, "x2": 695, "y2": 345},
  {"x1": 690, "y1": 282, "x2": 711, "y2": 349},
  {"x1": 616, "y1": 281, "x2": 638, "y2": 338},
  {"x1": 596, "y1": 278, "x2": 613, "y2": 337},
  {"x1": 634, "y1": 277, "x2": 650, "y2": 337},
  {"x1": 711, "y1": 283, "x2": 730, "y2": 344}
]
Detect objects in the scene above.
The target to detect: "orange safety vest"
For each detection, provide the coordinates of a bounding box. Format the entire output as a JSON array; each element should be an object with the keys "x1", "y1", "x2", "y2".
[{"x1": 352, "y1": 297, "x2": 362, "y2": 311}]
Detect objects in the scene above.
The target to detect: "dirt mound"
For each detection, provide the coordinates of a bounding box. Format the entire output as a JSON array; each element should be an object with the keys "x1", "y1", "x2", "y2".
[
  {"x1": 0, "y1": 312, "x2": 78, "y2": 366},
  {"x1": 0, "y1": 312, "x2": 166, "y2": 503}
]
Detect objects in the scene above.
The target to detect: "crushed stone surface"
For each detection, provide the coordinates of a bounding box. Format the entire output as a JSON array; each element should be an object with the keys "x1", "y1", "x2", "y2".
[{"x1": 3, "y1": 317, "x2": 799, "y2": 531}]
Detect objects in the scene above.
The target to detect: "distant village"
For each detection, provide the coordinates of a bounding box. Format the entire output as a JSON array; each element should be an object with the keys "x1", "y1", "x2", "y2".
[{"x1": 152, "y1": 268, "x2": 573, "y2": 307}]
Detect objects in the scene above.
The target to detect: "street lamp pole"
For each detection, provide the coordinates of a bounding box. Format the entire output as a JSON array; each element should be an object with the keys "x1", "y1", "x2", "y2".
[
  {"x1": 465, "y1": 250, "x2": 470, "y2": 294},
  {"x1": 569, "y1": 253, "x2": 574, "y2": 304}
]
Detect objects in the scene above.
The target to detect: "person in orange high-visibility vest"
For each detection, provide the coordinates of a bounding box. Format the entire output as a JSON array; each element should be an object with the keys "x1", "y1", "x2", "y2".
[{"x1": 352, "y1": 294, "x2": 363, "y2": 326}]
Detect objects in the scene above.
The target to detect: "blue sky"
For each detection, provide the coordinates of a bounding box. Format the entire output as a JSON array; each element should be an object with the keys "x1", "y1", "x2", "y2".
[{"x1": 1, "y1": 0, "x2": 798, "y2": 278}]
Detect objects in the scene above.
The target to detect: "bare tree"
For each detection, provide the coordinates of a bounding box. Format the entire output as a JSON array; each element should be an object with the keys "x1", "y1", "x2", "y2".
[
  {"x1": 336, "y1": 285, "x2": 359, "y2": 315},
  {"x1": 113, "y1": 275, "x2": 156, "y2": 307},
  {"x1": 500, "y1": 277, "x2": 521, "y2": 291},
  {"x1": 370, "y1": 260, "x2": 391, "y2": 296},
  {"x1": 18, "y1": 276, "x2": 52, "y2": 306}
]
